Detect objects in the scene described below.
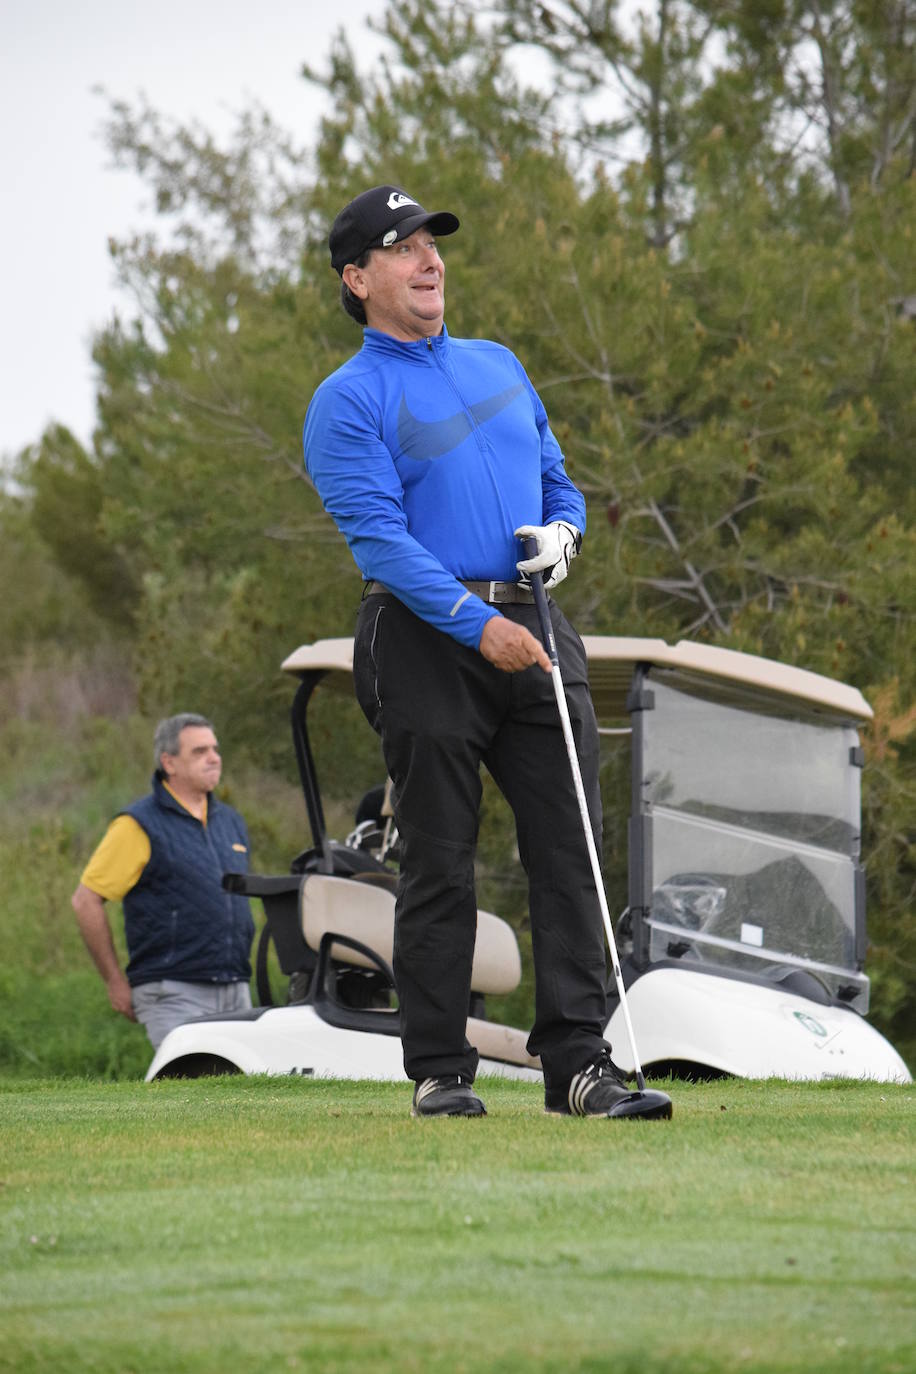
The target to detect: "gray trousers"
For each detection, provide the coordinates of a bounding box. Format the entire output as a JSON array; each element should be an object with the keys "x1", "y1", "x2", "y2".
[{"x1": 132, "y1": 979, "x2": 252, "y2": 1050}]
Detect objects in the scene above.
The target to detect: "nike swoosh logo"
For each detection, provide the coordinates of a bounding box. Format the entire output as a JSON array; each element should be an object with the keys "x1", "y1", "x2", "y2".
[{"x1": 397, "y1": 383, "x2": 525, "y2": 461}]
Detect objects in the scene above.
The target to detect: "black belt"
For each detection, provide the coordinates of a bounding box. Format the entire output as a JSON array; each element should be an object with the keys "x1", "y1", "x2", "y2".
[{"x1": 363, "y1": 579, "x2": 535, "y2": 605}]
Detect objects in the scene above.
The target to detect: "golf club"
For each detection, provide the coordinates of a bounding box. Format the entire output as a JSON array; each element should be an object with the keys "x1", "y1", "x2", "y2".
[{"x1": 521, "y1": 535, "x2": 673, "y2": 1121}]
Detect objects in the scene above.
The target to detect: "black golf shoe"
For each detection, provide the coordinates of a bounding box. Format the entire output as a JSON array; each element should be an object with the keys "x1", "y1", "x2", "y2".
[
  {"x1": 545, "y1": 1046, "x2": 634, "y2": 1116},
  {"x1": 411, "y1": 1075, "x2": 487, "y2": 1118}
]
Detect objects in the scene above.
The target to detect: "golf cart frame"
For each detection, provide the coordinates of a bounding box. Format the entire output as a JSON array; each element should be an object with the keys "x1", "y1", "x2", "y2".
[{"x1": 146, "y1": 636, "x2": 911, "y2": 1084}]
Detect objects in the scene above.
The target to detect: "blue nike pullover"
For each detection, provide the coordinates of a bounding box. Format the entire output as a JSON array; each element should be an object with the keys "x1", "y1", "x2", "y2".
[{"x1": 303, "y1": 326, "x2": 586, "y2": 649}]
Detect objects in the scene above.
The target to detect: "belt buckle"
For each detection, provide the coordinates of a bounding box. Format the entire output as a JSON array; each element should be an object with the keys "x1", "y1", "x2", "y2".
[{"x1": 488, "y1": 580, "x2": 501, "y2": 604}]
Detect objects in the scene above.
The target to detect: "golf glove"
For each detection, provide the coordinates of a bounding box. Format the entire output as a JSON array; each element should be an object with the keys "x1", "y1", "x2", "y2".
[{"x1": 515, "y1": 521, "x2": 582, "y2": 591}]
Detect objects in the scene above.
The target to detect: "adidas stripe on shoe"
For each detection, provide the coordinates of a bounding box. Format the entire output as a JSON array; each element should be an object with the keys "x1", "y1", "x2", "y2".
[
  {"x1": 544, "y1": 1047, "x2": 634, "y2": 1116},
  {"x1": 411, "y1": 1075, "x2": 487, "y2": 1118}
]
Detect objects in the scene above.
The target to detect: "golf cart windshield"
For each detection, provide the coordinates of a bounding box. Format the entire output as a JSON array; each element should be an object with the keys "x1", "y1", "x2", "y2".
[{"x1": 631, "y1": 668, "x2": 868, "y2": 1012}]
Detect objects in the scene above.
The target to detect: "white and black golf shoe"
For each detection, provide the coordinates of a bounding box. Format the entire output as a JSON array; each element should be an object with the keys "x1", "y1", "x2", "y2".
[
  {"x1": 545, "y1": 1046, "x2": 632, "y2": 1115},
  {"x1": 545, "y1": 1047, "x2": 672, "y2": 1119},
  {"x1": 411, "y1": 1075, "x2": 487, "y2": 1118}
]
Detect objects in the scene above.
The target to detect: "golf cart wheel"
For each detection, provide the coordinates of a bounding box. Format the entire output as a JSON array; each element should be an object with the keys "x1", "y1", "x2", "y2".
[{"x1": 151, "y1": 1054, "x2": 242, "y2": 1080}]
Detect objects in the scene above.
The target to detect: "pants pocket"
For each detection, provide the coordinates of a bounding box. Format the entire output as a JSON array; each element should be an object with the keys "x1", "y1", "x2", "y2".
[{"x1": 354, "y1": 600, "x2": 387, "y2": 731}]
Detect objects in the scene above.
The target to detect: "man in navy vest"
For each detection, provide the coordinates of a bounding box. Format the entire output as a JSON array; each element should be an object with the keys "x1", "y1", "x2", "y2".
[{"x1": 72, "y1": 714, "x2": 255, "y2": 1050}]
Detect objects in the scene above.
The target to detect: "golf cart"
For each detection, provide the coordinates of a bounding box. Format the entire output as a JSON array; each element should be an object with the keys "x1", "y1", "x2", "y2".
[{"x1": 146, "y1": 635, "x2": 912, "y2": 1085}]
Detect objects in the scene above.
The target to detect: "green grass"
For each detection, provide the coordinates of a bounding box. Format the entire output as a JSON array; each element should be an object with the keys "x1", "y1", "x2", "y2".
[
  {"x1": 1, "y1": 1076, "x2": 914, "y2": 1373},
  {"x1": 0, "y1": 969, "x2": 153, "y2": 1080}
]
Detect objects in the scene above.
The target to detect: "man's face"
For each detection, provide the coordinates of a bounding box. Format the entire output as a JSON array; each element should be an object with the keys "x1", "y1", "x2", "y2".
[
  {"x1": 161, "y1": 726, "x2": 222, "y2": 794},
  {"x1": 343, "y1": 228, "x2": 445, "y2": 341}
]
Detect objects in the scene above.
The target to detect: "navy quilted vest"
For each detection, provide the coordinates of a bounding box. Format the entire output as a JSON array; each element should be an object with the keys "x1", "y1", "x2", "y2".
[{"x1": 121, "y1": 773, "x2": 254, "y2": 987}]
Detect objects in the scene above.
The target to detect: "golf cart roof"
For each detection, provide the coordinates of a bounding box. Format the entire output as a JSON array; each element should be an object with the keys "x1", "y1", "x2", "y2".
[{"x1": 281, "y1": 636, "x2": 872, "y2": 723}]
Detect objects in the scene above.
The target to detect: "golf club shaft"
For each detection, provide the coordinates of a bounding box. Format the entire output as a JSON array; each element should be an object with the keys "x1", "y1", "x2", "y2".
[{"x1": 522, "y1": 541, "x2": 648, "y2": 1091}]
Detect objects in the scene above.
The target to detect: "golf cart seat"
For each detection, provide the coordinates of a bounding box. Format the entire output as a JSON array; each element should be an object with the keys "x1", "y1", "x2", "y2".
[
  {"x1": 300, "y1": 873, "x2": 521, "y2": 994},
  {"x1": 225, "y1": 869, "x2": 540, "y2": 1071},
  {"x1": 301, "y1": 875, "x2": 539, "y2": 1069}
]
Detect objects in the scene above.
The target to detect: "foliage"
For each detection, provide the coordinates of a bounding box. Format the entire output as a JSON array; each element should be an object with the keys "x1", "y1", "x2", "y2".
[
  {"x1": 2, "y1": 0, "x2": 914, "y2": 1050},
  {"x1": 27, "y1": 425, "x2": 140, "y2": 630},
  {"x1": 0, "y1": 484, "x2": 117, "y2": 670},
  {"x1": 0, "y1": 970, "x2": 151, "y2": 1081}
]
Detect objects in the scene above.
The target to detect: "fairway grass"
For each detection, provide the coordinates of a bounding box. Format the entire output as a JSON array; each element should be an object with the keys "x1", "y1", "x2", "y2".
[{"x1": 1, "y1": 1075, "x2": 913, "y2": 1373}]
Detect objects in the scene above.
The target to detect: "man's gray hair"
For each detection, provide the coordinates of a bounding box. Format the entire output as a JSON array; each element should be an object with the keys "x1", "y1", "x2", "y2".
[{"x1": 153, "y1": 713, "x2": 214, "y2": 770}]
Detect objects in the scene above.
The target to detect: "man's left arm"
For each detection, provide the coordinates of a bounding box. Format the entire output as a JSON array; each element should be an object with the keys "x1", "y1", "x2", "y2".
[{"x1": 515, "y1": 381, "x2": 586, "y2": 590}]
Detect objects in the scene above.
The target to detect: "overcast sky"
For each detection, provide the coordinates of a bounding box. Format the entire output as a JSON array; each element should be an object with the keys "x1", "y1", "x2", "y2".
[{"x1": 0, "y1": 0, "x2": 384, "y2": 461}]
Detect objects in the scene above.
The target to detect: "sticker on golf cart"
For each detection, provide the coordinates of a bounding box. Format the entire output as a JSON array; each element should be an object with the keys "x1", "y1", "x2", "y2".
[
  {"x1": 792, "y1": 1011, "x2": 828, "y2": 1038},
  {"x1": 739, "y1": 922, "x2": 764, "y2": 947}
]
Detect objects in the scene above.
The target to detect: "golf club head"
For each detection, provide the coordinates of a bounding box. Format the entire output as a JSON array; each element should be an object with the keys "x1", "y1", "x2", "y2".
[{"x1": 607, "y1": 1089, "x2": 673, "y2": 1120}]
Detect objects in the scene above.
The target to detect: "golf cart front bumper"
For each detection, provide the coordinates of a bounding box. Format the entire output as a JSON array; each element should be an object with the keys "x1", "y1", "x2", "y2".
[{"x1": 608, "y1": 967, "x2": 912, "y2": 1082}]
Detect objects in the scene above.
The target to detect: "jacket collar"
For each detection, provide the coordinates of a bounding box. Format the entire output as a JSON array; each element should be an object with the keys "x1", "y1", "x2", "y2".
[{"x1": 361, "y1": 323, "x2": 451, "y2": 362}]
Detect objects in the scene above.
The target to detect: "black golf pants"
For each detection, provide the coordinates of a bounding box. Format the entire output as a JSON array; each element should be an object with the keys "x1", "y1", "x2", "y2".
[{"x1": 353, "y1": 593, "x2": 610, "y2": 1089}]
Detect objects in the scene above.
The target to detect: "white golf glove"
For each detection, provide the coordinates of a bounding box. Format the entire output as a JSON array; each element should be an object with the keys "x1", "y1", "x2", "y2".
[{"x1": 515, "y1": 521, "x2": 582, "y2": 591}]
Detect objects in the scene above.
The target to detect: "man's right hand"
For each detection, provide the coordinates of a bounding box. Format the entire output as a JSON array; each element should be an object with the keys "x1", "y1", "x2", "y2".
[
  {"x1": 106, "y1": 972, "x2": 137, "y2": 1021},
  {"x1": 72, "y1": 883, "x2": 138, "y2": 1021},
  {"x1": 479, "y1": 616, "x2": 551, "y2": 673}
]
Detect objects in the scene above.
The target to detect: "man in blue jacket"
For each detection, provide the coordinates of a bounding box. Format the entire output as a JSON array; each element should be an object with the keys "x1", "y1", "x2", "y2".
[
  {"x1": 72, "y1": 714, "x2": 254, "y2": 1050},
  {"x1": 304, "y1": 185, "x2": 630, "y2": 1118}
]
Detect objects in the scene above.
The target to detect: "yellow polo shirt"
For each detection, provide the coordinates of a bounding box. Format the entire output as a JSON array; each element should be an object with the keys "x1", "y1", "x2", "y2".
[{"x1": 80, "y1": 787, "x2": 208, "y2": 902}]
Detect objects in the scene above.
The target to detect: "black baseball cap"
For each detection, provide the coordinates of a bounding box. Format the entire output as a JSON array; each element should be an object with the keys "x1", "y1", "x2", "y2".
[{"x1": 329, "y1": 185, "x2": 460, "y2": 275}]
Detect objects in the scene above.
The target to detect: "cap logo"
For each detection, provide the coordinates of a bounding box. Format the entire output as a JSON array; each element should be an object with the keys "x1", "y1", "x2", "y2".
[
  {"x1": 387, "y1": 192, "x2": 417, "y2": 210},
  {"x1": 382, "y1": 229, "x2": 398, "y2": 246}
]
